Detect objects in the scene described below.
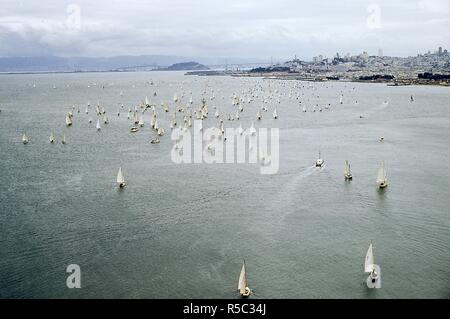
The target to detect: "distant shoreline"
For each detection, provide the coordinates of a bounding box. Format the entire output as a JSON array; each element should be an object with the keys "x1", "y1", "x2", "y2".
[
  {"x1": 0, "y1": 69, "x2": 199, "y2": 75},
  {"x1": 1, "y1": 69, "x2": 449, "y2": 87}
]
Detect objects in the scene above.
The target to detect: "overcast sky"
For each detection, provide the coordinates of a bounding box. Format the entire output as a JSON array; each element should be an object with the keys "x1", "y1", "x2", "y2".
[{"x1": 0, "y1": 0, "x2": 449, "y2": 60}]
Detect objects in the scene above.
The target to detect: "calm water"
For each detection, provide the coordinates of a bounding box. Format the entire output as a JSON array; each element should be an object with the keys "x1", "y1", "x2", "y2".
[{"x1": 0, "y1": 71, "x2": 449, "y2": 298}]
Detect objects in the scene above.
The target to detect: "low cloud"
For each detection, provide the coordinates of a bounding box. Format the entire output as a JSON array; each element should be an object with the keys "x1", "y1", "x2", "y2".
[{"x1": 0, "y1": 0, "x2": 449, "y2": 59}]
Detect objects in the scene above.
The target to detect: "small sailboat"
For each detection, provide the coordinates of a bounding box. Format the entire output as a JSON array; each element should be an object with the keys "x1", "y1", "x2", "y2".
[
  {"x1": 256, "y1": 110, "x2": 261, "y2": 120},
  {"x1": 49, "y1": 132, "x2": 55, "y2": 143},
  {"x1": 22, "y1": 133, "x2": 29, "y2": 144},
  {"x1": 61, "y1": 134, "x2": 66, "y2": 145},
  {"x1": 302, "y1": 105, "x2": 306, "y2": 112},
  {"x1": 65, "y1": 115, "x2": 72, "y2": 126},
  {"x1": 237, "y1": 261, "x2": 252, "y2": 298},
  {"x1": 273, "y1": 108, "x2": 278, "y2": 119},
  {"x1": 376, "y1": 161, "x2": 388, "y2": 188},
  {"x1": 117, "y1": 166, "x2": 126, "y2": 188},
  {"x1": 96, "y1": 119, "x2": 101, "y2": 131},
  {"x1": 364, "y1": 241, "x2": 381, "y2": 288},
  {"x1": 315, "y1": 152, "x2": 324, "y2": 167},
  {"x1": 250, "y1": 122, "x2": 256, "y2": 135},
  {"x1": 138, "y1": 114, "x2": 144, "y2": 127},
  {"x1": 344, "y1": 160, "x2": 352, "y2": 180}
]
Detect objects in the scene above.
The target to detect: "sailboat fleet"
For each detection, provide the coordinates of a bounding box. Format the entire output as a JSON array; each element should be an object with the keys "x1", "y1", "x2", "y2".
[{"x1": 15, "y1": 79, "x2": 396, "y2": 295}]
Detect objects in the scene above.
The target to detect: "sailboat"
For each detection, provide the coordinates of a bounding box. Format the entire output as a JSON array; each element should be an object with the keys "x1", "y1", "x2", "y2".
[
  {"x1": 117, "y1": 166, "x2": 126, "y2": 188},
  {"x1": 250, "y1": 122, "x2": 256, "y2": 135},
  {"x1": 273, "y1": 109, "x2": 278, "y2": 119},
  {"x1": 61, "y1": 134, "x2": 66, "y2": 144},
  {"x1": 138, "y1": 114, "x2": 144, "y2": 127},
  {"x1": 302, "y1": 105, "x2": 306, "y2": 112},
  {"x1": 237, "y1": 261, "x2": 252, "y2": 298},
  {"x1": 96, "y1": 119, "x2": 101, "y2": 131},
  {"x1": 145, "y1": 96, "x2": 150, "y2": 107},
  {"x1": 151, "y1": 136, "x2": 160, "y2": 144},
  {"x1": 364, "y1": 241, "x2": 381, "y2": 287},
  {"x1": 315, "y1": 152, "x2": 324, "y2": 167},
  {"x1": 49, "y1": 132, "x2": 55, "y2": 143},
  {"x1": 22, "y1": 133, "x2": 29, "y2": 144},
  {"x1": 256, "y1": 110, "x2": 261, "y2": 120},
  {"x1": 65, "y1": 115, "x2": 72, "y2": 126},
  {"x1": 376, "y1": 161, "x2": 388, "y2": 188},
  {"x1": 344, "y1": 160, "x2": 352, "y2": 180}
]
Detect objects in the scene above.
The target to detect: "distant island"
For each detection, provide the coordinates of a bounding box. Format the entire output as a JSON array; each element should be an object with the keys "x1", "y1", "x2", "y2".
[{"x1": 160, "y1": 61, "x2": 209, "y2": 71}]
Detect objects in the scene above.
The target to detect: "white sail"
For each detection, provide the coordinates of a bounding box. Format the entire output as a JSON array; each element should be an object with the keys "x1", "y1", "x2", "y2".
[
  {"x1": 364, "y1": 243, "x2": 375, "y2": 273},
  {"x1": 376, "y1": 161, "x2": 386, "y2": 184},
  {"x1": 22, "y1": 133, "x2": 29, "y2": 144},
  {"x1": 273, "y1": 109, "x2": 277, "y2": 118},
  {"x1": 145, "y1": 96, "x2": 150, "y2": 106},
  {"x1": 237, "y1": 262, "x2": 247, "y2": 294},
  {"x1": 117, "y1": 166, "x2": 125, "y2": 184},
  {"x1": 62, "y1": 134, "x2": 66, "y2": 144},
  {"x1": 345, "y1": 160, "x2": 351, "y2": 176},
  {"x1": 49, "y1": 132, "x2": 55, "y2": 142},
  {"x1": 65, "y1": 115, "x2": 72, "y2": 126},
  {"x1": 96, "y1": 119, "x2": 101, "y2": 130},
  {"x1": 138, "y1": 114, "x2": 144, "y2": 126}
]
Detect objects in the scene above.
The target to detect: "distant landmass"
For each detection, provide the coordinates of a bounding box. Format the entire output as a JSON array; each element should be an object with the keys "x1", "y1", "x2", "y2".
[
  {"x1": 0, "y1": 55, "x2": 266, "y2": 73},
  {"x1": 161, "y1": 61, "x2": 209, "y2": 71}
]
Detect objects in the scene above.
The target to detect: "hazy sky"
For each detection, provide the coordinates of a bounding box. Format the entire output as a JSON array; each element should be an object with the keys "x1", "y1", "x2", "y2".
[{"x1": 0, "y1": 0, "x2": 449, "y2": 60}]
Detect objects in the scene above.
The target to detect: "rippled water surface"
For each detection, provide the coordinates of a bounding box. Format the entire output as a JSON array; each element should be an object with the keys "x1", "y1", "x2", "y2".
[{"x1": 0, "y1": 71, "x2": 449, "y2": 298}]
